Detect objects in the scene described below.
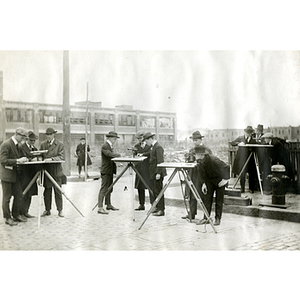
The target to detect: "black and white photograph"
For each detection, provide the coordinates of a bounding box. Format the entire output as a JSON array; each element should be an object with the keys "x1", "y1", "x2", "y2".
[{"x1": 1, "y1": 1, "x2": 299, "y2": 299}]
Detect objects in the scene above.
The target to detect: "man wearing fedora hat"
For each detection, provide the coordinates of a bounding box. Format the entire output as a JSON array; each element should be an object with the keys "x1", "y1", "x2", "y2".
[
  {"x1": 97, "y1": 131, "x2": 121, "y2": 214},
  {"x1": 18, "y1": 130, "x2": 39, "y2": 218},
  {"x1": 255, "y1": 124, "x2": 264, "y2": 144},
  {"x1": 230, "y1": 125, "x2": 258, "y2": 193},
  {"x1": 133, "y1": 131, "x2": 151, "y2": 211},
  {"x1": 0, "y1": 127, "x2": 29, "y2": 226},
  {"x1": 40, "y1": 128, "x2": 65, "y2": 217},
  {"x1": 143, "y1": 132, "x2": 167, "y2": 216},
  {"x1": 182, "y1": 131, "x2": 212, "y2": 220}
]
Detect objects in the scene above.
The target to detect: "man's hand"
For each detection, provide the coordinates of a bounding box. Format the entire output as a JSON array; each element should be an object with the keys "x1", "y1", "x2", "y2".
[
  {"x1": 218, "y1": 179, "x2": 229, "y2": 187},
  {"x1": 44, "y1": 158, "x2": 52, "y2": 162},
  {"x1": 202, "y1": 183, "x2": 207, "y2": 195},
  {"x1": 17, "y1": 157, "x2": 28, "y2": 164},
  {"x1": 155, "y1": 174, "x2": 161, "y2": 180}
]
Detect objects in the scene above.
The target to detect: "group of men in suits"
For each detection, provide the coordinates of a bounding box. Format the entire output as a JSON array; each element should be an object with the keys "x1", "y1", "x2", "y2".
[
  {"x1": 230, "y1": 124, "x2": 291, "y2": 194},
  {"x1": 0, "y1": 127, "x2": 65, "y2": 226},
  {"x1": 97, "y1": 131, "x2": 167, "y2": 217}
]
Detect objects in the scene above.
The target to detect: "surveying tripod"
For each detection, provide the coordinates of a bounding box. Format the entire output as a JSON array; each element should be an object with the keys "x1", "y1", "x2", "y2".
[{"x1": 138, "y1": 162, "x2": 217, "y2": 233}]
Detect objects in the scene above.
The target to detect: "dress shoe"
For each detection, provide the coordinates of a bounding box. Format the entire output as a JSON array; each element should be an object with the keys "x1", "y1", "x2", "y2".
[
  {"x1": 195, "y1": 218, "x2": 209, "y2": 225},
  {"x1": 13, "y1": 215, "x2": 27, "y2": 222},
  {"x1": 106, "y1": 205, "x2": 119, "y2": 211},
  {"x1": 181, "y1": 215, "x2": 195, "y2": 220},
  {"x1": 214, "y1": 218, "x2": 221, "y2": 226},
  {"x1": 135, "y1": 205, "x2": 145, "y2": 211},
  {"x1": 151, "y1": 207, "x2": 159, "y2": 214},
  {"x1": 24, "y1": 213, "x2": 35, "y2": 218},
  {"x1": 41, "y1": 210, "x2": 51, "y2": 217},
  {"x1": 152, "y1": 210, "x2": 165, "y2": 216},
  {"x1": 5, "y1": 218, "x2": 18, "y2": 226},
  {"x1": 98, "y1": 208, "x2": 109, "y2": 214},
  {"x1": 58, "y1": 211, "x2": 64, "y2": 217}
]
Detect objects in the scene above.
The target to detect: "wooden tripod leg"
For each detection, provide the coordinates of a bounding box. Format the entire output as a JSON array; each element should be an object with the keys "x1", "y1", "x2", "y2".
[
  {"x1": 233, "y1": 152, "x2": 253, "y2": 189},
  {"x1": 254, "y1": 152, "x2": 264, "y2": 196},
  {"x1": 138, "y1": 168, "x2": 178, "y2": 230},
  {"x1": 181, "y1": 169, "x2": 217, "y2": 234},
  {"x1": 44, "y1": 170, "x2": 84, "y2": 217}
]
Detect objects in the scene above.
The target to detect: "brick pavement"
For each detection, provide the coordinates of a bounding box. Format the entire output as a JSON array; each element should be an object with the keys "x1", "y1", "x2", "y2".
[{"x1": 1, "y1": 177, "x2": 300, "y2": 250}]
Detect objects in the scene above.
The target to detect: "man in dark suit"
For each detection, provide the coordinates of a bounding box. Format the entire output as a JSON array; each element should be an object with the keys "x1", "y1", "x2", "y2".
[
  {"x1": 40, "y1": 128, "x2": 65, "y2": 217},
  {"x1": 19, "y1": 131, "x2": 39, "y2": 218},
  {"x1": 0, "y1": 127, "x2": 29, "y2": 226},
  {"x1": 133, "y1": 131, "x2": 151, "y2": 211},
  {"x1": 143, "y1": 132, "x2": 167, "y2": 216},
  {"x1": 230, "y1": 125, "x2": 258, "y2": 193},
  {"x1": 194, "y1": 145, "x2": 230, "y2": 226},
  {"x1": 97, "y1": 131, "x2": 121, "y2": 214}
]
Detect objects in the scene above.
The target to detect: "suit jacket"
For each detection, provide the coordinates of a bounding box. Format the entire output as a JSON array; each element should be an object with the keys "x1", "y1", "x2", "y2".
[
  {"x1": 0, "y1": 137, "x2": 22, "y2": 182},
  {"x1": 148, "y1": 142, "x2": 167, "y2": 180},
  {"x1": 40, "y1": 138, "x2": 65, "y2": 181},
  {"x1": 196, "y1": 154, "x2": 230, "y2": 187},
  {"x1": 100, "y1": 142, "x2": 120, "y2": 175},
  {"x1": 18, "y1": 143, "x2": 38, "y2": 195},
  {"x1": 133, "y1": 142, "x2": 151, "y2": 189}
]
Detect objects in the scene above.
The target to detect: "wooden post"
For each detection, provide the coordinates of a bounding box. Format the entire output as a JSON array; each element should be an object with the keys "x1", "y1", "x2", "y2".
[{"x1": 62, "y1": 50, "x2": 71, "y2": 176}]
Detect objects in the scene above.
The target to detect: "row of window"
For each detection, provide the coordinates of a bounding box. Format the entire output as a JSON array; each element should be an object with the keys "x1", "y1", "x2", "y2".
[{"x1": 5, "y1": 108, "x2": 174, "y2": 128}]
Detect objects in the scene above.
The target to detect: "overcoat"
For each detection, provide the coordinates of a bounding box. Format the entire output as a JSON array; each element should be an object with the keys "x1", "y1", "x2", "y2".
[{"x1": 76, "y1": 143, "x2": 92, "y2": 167}]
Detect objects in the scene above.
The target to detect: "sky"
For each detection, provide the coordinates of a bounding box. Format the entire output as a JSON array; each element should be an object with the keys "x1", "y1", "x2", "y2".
[{"x1": 1, "y1": 50, "x2": 300, "y2": 132}]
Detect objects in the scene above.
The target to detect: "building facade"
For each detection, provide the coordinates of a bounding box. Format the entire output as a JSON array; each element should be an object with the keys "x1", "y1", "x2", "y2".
[{"x1": 0, "y1": 100, "x2": 177, "y2": 146}]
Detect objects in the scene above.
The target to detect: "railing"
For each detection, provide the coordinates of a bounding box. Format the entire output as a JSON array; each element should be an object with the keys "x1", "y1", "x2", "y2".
[{"x1": 228, "y1": 142, "x2": 300, "y2": 194}]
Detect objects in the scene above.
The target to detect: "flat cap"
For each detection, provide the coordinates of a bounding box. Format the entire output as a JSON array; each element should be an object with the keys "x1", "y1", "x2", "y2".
[{"x1": 15, "y1": 127, "x2": 28, "y2": 137}]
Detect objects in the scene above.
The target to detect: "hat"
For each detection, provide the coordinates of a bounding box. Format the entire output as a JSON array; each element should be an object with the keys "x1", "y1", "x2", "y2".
[
  {"x1": 262, "y1": 132, "x2": 273, "y2": 139},
  {"x1": 135, "y1": 131, "x2": 145, "y2": 139},
  {"x1": 194, "y1": 145, "x2": 210, "y2": 154},
  {"x1": 80, "y1": 137, "x2": 86, "y2": 140},
  {"x1": 27, "y1": 131, "x2": 38, "y2": 140},
  {"x1": 143, "y1": 132, "x2": 155, "y2": 141},
  {"x1": 190, "y1": 131, "x2": 204, "y2": 139},
  {"x1": 244, "y1": 126, "x2": 254, "y2": 134},
  {"x1": 15, "y1": 127, "x2": 28, "y2": 137},
  {"x1": 256, "y1": 124, "x2": 264, "y2": 131},
  {"x1": 46, "y1": 127, "x2": 57, "y2": 135},
  {"x1": 106, "y1": 131, "x2": 120, "y2": 138}
]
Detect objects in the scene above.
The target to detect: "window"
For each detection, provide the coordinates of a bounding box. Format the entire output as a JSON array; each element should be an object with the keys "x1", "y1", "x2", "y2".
[
  {"x1": 39, "y1": 110, "x2": 62, "y2": 124},
  {"x1": 140, "y1": 116, "x2": 155, "y2": 128},
  {"x1": 119, "y1": 114, "x2": 136, "y2": 126},
  {"x1": 5, "y1": 108, "x2": 32, "y2": 123},
  {"x1": 95, "y1": 113, "x2": 114, "y2": 125},
  {"x1": 159, "y1": 117, "x2": 173, "y2": 129}
]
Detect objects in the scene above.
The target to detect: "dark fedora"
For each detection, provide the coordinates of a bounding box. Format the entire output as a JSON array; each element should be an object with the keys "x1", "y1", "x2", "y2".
[
  {"x1": 143, "y1": 132, "x2": 155, "y2": 141},
  {"x1": 244, "y1": 126, "x2": 254, "y2": 134},
  {"x1": 15, "y1": 127, "x2": 28, "y2": 137},
  {"x1": 256, "y1": 124, "x2": 264, "y2": 131},
  {"x1": 194, "y1": 145, "x2": 210, "y2": 154},
  {"x1": 27, "y1": 131, "x2": 38, "y2": 140},
  {"x1": 190, "y1": 131, "x2": 204, "y2": 139},
  {"x1": 80, "y1": 137, "x2": 86, "y2": 140},
  {"x1": 106, "y1": 131, "x2": 120, "y2": 138},
  {"x1": 46, "y1": 127, "x2": 57, "y2": 135}
]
